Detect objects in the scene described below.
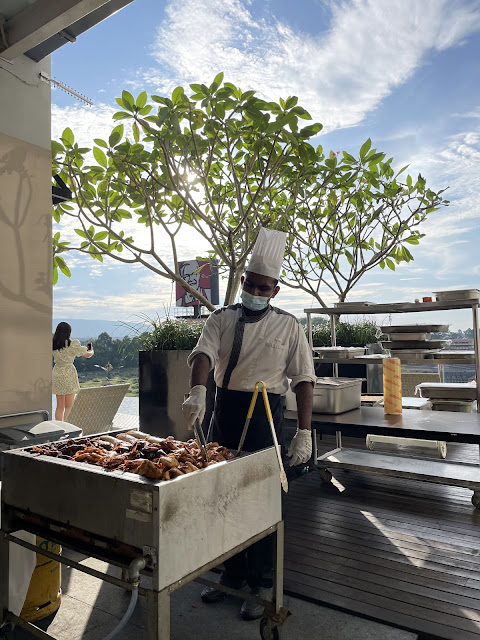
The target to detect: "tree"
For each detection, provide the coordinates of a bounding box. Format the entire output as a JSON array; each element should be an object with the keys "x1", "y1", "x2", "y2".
[
  {"x1": 280, "y1": 140, "x2": 449, "y2": 306},
  {"x1": 52, "y1": 74, "x2": 322, "y2": 309}
]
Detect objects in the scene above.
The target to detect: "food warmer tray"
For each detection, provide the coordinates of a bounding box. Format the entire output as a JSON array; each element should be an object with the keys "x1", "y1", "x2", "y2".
[
  {"x1": 381, "y1": 340, "x2": 449, "y2": 350},
  {"x1": 388, "y1": 332, "x2": 428, "y2": 341},
  {"x1": 381, "y1": 324, "x2": 450, "y2": 334},
  {"x1": 433, "y1": 289, "x2": 480, "y2": 302},
  {"x1": 313, "y1": 346, "x2": 365, "y2": 359},
  {"x1": 417, "y1": 383, "x2": 478, "y2": 401},
  {"x1": 432, "y1": 351, "x2": 475, "y2": 360},
  {"x1": 389, "y1": 349, "x2": 439, "y2": 360}
]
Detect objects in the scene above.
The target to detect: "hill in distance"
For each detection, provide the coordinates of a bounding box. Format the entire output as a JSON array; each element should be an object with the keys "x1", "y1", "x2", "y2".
[{"x1": 52, "y1": 318, "x2": 146, "y2": 339}]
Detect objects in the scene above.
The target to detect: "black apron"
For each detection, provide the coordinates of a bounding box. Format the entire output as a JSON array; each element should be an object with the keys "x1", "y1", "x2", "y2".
[{"x1": 208, "y1": 386, "x2": 284, "y2": 453}]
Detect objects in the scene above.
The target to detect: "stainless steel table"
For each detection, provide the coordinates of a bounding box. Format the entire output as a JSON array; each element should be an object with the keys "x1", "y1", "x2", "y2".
[{"x1": 285, "y1": 407, "x2": 480, "y2": 507}]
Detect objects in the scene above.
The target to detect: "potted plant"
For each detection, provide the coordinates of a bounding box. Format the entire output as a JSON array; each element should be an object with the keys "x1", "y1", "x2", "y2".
[{"x1": 136, "y1": 317, "x2": 214, "y2": 440}]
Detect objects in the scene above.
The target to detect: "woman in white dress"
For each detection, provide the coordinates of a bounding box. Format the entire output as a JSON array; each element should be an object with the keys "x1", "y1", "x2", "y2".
[{"x1": 52, "y1": 322, "x2": 94, "y2": 420}]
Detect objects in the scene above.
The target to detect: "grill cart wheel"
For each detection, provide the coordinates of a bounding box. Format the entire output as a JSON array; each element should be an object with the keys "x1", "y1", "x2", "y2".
[
  {"x1": 471, "y1": 492, "x2": 480, "y2": 509},
  {"x1": 318, "y1": 468, "x2": 332, "y2": 483},
  {"x1": 260, "y1": 616, "x2": 281, "y2": 640}
]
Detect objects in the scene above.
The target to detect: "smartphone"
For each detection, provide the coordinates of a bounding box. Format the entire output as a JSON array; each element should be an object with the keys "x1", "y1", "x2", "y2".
[{"x1": 87, "y1": 342, "x2": 92, "y2": 350}]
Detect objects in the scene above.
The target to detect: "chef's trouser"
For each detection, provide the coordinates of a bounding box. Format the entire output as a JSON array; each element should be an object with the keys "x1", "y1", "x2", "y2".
[{"x1": 208, "y1": 387, "x2": 284, "y2": 589}]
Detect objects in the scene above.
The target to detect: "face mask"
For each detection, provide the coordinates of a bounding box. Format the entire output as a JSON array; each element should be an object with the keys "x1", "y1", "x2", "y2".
[{"x1": 241, "y1": 290, "x2": 270, "y2": 311}]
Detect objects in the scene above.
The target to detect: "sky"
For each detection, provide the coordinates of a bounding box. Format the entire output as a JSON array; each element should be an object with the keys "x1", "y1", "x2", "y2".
[{"x1": 51, "y1": 0, "x2": 480, "y2": 331}]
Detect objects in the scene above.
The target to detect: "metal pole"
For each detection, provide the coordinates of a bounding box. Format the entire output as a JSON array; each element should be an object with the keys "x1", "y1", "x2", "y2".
[
  {"x1": 336, "y1": 430, "x2": 342, "y2": 449},
  {"x1": 5, "y1": 614, "x2": 54, "y2": 640},
  {"x1": 307, "y1": 312, "x2": 313, "y2": 349},
  {"x1": 472, "y1": 303, "x2": 480, "y2": 414},
  {"x1": 3, "y1": 534, "x2": 148, "y2": 596},
  {"x1": 330, "y1": 315, "x2": 338, "y2": 377},
  {"x1": 274, "y1": 521, "x2": 284, "y2": 612},
  {"x1": 0, "y1": 533, "x2": 9, "y2": 627},
  {"x1": 147, "y1": 589, "x2": 170, "y2": 640}
]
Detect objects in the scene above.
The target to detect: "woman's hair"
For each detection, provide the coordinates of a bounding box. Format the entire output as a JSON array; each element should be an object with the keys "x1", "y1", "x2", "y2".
[{"x1": 53, "y1": 322, "x2": 72, "y2": 351}]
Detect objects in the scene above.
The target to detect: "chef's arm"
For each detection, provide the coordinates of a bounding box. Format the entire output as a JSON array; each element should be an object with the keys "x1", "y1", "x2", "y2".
[
  {"x1": 294, "y1": 381, "x2": 314, "y2": 430},
  {"x1": 189, "y1": 353, "x2": 210, "y2": 388}
]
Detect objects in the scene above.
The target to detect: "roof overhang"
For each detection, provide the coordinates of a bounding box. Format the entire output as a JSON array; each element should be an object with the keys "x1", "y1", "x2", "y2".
[{"x1": 0, "y1": 0, "x2": 133, "y2": 62}]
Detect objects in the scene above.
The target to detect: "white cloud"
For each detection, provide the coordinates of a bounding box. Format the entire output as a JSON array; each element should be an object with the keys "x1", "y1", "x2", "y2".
[
  {"x1": 51, "y1": 103, "x2": 116, "y2": 145},
  {"x1": 147, "y1": 0, "x2": 480, "y2": 131}
]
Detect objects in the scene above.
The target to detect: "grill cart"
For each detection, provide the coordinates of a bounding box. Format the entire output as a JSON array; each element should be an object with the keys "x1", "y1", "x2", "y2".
[{"x1": 0, "y1": 431, "x2": 287, "y2": 640}]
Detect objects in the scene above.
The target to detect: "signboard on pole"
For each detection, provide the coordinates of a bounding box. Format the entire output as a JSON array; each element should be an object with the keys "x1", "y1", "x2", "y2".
[{"x1": 176, "y1": 260, "x2": 219, "y2": 307}]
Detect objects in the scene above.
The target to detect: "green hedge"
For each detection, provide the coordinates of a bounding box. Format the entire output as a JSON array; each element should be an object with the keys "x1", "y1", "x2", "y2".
[
  {"x1": 308, "y1": 320, "x2": 379, "y2": 347},
  {"x1": 139, "y1": 318, "x2": 206, "y2": 351},
  {"x1": 138, "y1": 316, "x2": 379, "y2": 351}
]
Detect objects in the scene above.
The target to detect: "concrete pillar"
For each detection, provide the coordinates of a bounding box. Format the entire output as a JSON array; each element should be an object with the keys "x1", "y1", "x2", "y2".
[{"x1": 0, "y1": 55, "x2": 52, "y2": 416}]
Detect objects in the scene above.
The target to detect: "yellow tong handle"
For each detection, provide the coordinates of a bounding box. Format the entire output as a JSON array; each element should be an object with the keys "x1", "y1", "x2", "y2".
[{"x1": 239, "y1": 381, "x2": 288, "y2": 493}]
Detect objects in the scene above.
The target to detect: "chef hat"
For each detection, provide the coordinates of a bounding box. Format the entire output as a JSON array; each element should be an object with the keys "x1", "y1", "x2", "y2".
[{"x1": 246, "y1": 228, "x2": 287, "y2": 280}]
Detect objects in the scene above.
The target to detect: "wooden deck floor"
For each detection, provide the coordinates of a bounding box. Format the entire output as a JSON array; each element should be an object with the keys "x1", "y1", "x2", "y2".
[{"x1": 284, "y1": 436, "x2": 480, "y2": 639}]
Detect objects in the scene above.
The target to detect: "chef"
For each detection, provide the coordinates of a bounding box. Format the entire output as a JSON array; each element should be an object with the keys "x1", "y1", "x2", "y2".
[{"x1": 182, "y1": 228, "x2": 316, "y2": 620}]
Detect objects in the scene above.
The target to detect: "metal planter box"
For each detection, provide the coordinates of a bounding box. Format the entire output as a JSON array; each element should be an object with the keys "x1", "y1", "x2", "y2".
[{"x1": 139, "y1": 351, "x2": 215, "y2": 442}]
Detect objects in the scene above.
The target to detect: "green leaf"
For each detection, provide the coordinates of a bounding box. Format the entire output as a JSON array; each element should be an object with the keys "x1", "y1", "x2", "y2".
[
  {"x1": 170, "y1": 114, "x2": 181, "y2": 134},
  {"x1": 135, "y1": 91, "x2": 148, "y2": 108},
  {"x1": 94, "y1": 231, "x2": 109, "y2": 241},
  {"x1": 172, "y1": 86, "x2": 184, "y2": 104},
  {"x1": 132, "y1": 121, "x2": 140, "y2": 143},
  {"x1": 94, "y1": 138, "x2": 108, "y2": 148},
  {"x1": 386, "y1": 258, "x2": 396, "y2": 270},
  {"x1": 74, "y1": 229, "x2": 88, "y2": 239},
  {"x1": 404, "y1": 236, "x2": 420, "y2": 245},
  {"x1": 342, "y1": 151, "x2": 356, "y2": 164},
  {"x1": 113, "y1": 111, "x2": 132, "y2": 120},
  {"x1": 109, "y1": 124, "x2": 124, "y2": 148},
  {"x1": 93, "y1": 147, "x2": 108, "y2": 168},
  {"x1": 359, "y1": 138, "x2": 372, "y2": 161},
  {"x1": 58, "y1": 260, "x2": 71, "y2": 277},
  {"x1": 52, "y1": 141, "x2": 64, "y2": 156},
  {"x1": 213, "y1": 72, "x2": 224, "y2": 87},
  {"x1": 366, "y1": 152, "x2": 384, "y2": 164},
  {"x1": 122, "y1": 90, "x2": 135, "y2": 108},
  {"x1": 61, "y1": 128, "x2": 74, "y2": 147}
]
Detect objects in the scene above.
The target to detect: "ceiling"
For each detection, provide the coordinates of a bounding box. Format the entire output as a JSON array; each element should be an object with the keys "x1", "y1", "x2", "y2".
[{"x1": 0, "y1": 0, "x2": 133, "y2": 62}]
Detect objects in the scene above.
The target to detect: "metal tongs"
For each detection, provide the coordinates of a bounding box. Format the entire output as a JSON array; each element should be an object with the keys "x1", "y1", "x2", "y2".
[
  {"x1": 184, "y1": 392, "x2": 209, "y2": 462},
  {"x1": 237, "y1": 381, "x2": 288, "y2": 493},
  {"x1": 193, "y1": 417, "x2": 209, "y2": 463}
]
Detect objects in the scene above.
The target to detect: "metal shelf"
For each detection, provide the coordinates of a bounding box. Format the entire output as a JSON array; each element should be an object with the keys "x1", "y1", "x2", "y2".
[
  {"x1": 312, "y1": 356, "x2": 476, "y2": 365},
  {"x1": 317, "y1": 448, "x2": 480, "y2": 489},
  {"x1": 306, "y1": 290, "x2": 480, "y2": 411},
  {"x1": 305, "y1": 299, "x2": 479, "y2": 315}
]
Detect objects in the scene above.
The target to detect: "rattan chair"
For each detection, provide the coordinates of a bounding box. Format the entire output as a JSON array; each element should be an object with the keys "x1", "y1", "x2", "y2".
[{"x1": 66, "y1": 384, "x2": 130, "y2": 436}]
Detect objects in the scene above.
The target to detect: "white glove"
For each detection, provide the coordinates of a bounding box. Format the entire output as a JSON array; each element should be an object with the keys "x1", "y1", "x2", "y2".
[
  {"x1": 182, "y1": 385, "x2": 207, "y2": 429},
  {"x1": 287, "y1": 429, "x2": 312, "y2": 466}
]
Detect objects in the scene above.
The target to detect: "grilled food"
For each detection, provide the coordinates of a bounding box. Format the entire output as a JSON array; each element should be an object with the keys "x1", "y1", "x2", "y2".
[{"x1": 29, "y1": 432, "x2": 233, "y2": 481}]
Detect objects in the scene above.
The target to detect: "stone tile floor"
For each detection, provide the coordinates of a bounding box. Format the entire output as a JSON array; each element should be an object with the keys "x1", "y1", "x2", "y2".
[{"x1": 5, "y1": 554, "x2": 418, "y2": 640}]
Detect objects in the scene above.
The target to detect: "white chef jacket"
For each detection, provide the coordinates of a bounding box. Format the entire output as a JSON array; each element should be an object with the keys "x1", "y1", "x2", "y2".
[{"x1": 188, "y1": 303, "x2": 316, "y2": 394}]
